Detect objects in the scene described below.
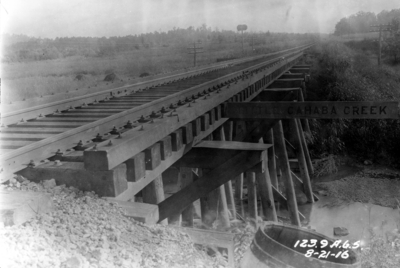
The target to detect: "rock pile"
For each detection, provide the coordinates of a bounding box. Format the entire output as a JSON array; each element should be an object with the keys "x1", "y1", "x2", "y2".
[{"x1": 0, "y1": 179, "x2": 224, "y2": 268}]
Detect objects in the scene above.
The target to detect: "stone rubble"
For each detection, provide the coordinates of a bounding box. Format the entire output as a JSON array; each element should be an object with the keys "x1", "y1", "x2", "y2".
[
  {"x1": 333, "y1": 227, "x2": 349, "y2": 237},
  {"x1": 0, "y1": 178, "x2": 226, "y2": 268}
]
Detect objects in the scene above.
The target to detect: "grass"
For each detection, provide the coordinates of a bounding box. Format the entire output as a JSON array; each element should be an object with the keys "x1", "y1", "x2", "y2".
[{"x1": 1, "y1": 39, "x2": 307, "y2": 103}]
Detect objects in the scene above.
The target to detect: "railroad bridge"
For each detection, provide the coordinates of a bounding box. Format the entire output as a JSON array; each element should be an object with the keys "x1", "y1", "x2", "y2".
[{"x1": 2, "y1": 44, "x2": 318, "y2": 257}]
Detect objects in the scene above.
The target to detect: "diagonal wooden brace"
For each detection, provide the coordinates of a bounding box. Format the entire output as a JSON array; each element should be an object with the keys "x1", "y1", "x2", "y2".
[{"x1": 158, "y1": 149, "x2": 267, "y2": 222}]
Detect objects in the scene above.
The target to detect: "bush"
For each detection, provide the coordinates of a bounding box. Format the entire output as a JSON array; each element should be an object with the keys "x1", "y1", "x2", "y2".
[
  {"x1": 307, "y1": 41, "x2": 400, "y2": 166},
  {"x1": 383, "y1": 35, "x2": 400, "y2": 63}
]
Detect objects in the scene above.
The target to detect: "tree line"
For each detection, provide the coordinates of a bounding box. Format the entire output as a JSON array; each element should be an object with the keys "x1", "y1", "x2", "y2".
[
  {"x1": 334, "y1": 9, "x2": 400, "y2": 36},
  {"x1": 1, "y1": 25, "x2": 312, "y2": 63}
]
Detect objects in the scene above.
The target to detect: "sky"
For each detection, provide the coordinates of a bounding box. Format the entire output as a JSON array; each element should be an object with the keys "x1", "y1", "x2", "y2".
[{"x1": 0, "y1": 0, "x2": 399, "y2": 38}]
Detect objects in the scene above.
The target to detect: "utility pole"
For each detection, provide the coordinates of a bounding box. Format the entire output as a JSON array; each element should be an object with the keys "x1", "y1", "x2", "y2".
[
  {"x1": 187, "y1": 42, "x2": 203, "y2": 67},
  {"x1": 370, "y1": 24, "x2": 391, "y2": 65}
]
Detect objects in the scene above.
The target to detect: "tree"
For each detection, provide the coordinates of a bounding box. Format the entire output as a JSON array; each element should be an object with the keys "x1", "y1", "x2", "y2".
[
  {"x1": 390, "y1": 18, "x2": 400, "y2": 33},
  {"x1": 334, "y1": 18, "x2": 352, "y2": 35},
  {"x1": 384, "y1": 34, "x2": 400, "y2": 63}
]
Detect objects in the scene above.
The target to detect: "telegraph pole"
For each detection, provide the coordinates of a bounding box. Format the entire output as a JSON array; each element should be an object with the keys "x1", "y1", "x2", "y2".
[
  {"x1": 370, "y1": 24, "x2": 391, "y2": 65},
  {"x1": 187, "y1": 42, "x2": 203, "y2": 67}
]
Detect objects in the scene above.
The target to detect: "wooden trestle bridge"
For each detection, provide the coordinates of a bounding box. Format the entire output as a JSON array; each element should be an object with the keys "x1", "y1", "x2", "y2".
[{"x1": 1, "y1": 44, "x2": 323, "y2": 264}]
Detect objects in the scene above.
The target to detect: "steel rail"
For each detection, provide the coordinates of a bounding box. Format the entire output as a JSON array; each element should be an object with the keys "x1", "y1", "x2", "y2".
[{"x1": 1, "y1": 44, "x2": 311, "y2": 126}]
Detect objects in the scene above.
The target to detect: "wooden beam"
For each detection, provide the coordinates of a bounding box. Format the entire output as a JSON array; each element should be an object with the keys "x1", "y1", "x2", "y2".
[
  {"x1": 290, "y1": 171, "x2": 319, "y2": 202},
  {"x1": 126, "y1": 152, "x2": 146, "y2": 182},
  {"x1": 225, "y1": 101, "x2": 399, "y2": 119},
  {"x1": 192, "y1": 169, "x2": 212, "y2": 226},
  {"x1": 142, "y1": 175, "x2": 165, "y2": 204},
  {"x1": 271, "y1": 185, "x2": 306, "y2": 220},
  {"x1": 180, "y1": 124, "x2": 193, "y2": 145},
  {"x1": 290, "y1": 119, "x2": 314, "y2": 203},
  {"x1": 289, "y1": 68, "x2": 310, "y2": 74},
  {"x1": 273, "y1": 121, "x2": 300, "y2": 226},
  {"x1": 18, "y1": 162, "x2": 128, "y2": 197},
  {"x1": 232, "y1": 120, "x2": 247, "y2": 141},
  {"x1": 264, "y1": 129, "x2": 278, "y2": 188},
  {"x1": 158, "y1": 149, "x2": 267, "y2": 222},
  {"x1": 223, "y1": 121, "x2": 234, "y2": 141},
  {"x1": 246, "y1": 171, "x2": 258, "y2": 221},
  {"x1": 297, "y1": 118, "x2": 314, "y2": 175},
  {"x1": 212, "y1": 128, "x2": 230, "y2": 228},
  {"x1": 262, "y1": 87, "x2": 301, "y2": 92},
  {"x1": 298, "y1": 89, "x2": 311, "y2": 133},
  {"x1": 272, "y1": 185, "x2": 287, "y2": 209},
  {"x1": 157, "y1": 136, "x2": 172, "y2": 160},
  {"x1": 222, "y1": 121, "x2": 237, "y2": 219},
  {"x1": 197, "y1": 135, "x2": 215, "y2": 227},
  {"x1": 174, "y1": 141, "x2": 271, "y2": 169},
  {"x1": 256, "y1": 140, "x2": 278, "y2": 222},
  {"x1": 293, "y1": 65, "x2": 311, "y2": 68},
  {"x1": 180, "y1": 168, "x2": 194, "y2": 227},
  {"x1": 217, "y1": 183, "x2": 230, "y2": 228},
  {"x1": 224, "y1": 181, "x2": 236, "y2": 220},
  {"x1": 194, "y1": 140, "x2": 272, "y2": 150},
  {"x1": 234, "y1": 173, "x2": 244, "y2": 200},
  {"x1": 245, "y1": 162, "x2": 265, "y2": 173},
  {"x1": 171, "y1": 129, "x2": 183, "y2": 152},
  {"x1": 142, "y1": 175, "x2": 167, "y2": 225},
  {"x1": 168, "y1": 213, "x2": 182, "y2": 226},
  {"x1": 144, "y1": 143, "x2": 161, "y2": 170},
  {"x1": 279, "y1": 74, "x2": 305, "y2": 79},
  {"x1": 269, "y1": 79, "x2": 303, "y2": 88},
  {"x1": 116, "y1": 200, "x2": 159, "y2": 225}
]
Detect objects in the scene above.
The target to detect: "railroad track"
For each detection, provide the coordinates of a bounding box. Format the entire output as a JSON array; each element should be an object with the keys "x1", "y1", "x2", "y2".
[{"x1": 0, "y1": 44, "x2": 312, "y2": 184}]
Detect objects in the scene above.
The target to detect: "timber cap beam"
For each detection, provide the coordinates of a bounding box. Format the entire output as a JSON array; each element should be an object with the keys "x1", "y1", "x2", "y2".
[
  {"x1": 175, "y1": 141, "x2": 272, "y2": 169},
  {"x1": 279, "y1": 73, "x2": 305, "y2": 79},
  {"x1": 263, "y1": 87, "x2": 301, "y2": 92},
  {"x1": 270, "y1": 79, "x2": 304, "y2": 88},
  {"x1": 289, "y1": 68, "x2": 310, "y2": 74},
  {"x1": 194, "y1": 140, "x2": 272, "y2": 150}
]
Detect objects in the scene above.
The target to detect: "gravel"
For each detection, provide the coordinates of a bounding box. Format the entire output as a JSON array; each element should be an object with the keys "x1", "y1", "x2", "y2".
[{"x1": 0, "y1": 180, "x2": 226, "y2": 268}]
